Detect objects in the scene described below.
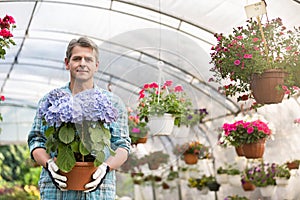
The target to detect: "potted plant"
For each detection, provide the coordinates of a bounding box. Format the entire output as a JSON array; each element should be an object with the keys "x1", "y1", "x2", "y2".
[
  {"x1": 173, "y1": 141, "x2": 211, "y2": 165},
  {"x1": 120, "y1": 153, "x2": 146, "y2": 173},
  {"x1": 246, "y1": 162, "x2": 277, "y2": 197},
  {"x1": 137, "y1": 80, "x2": 192, "y2": 135},
  {"x1": 205, "y1": 175, "x2": 221, "y2": 192},
  {"x1": 224, "y1": 195, "x2": 249, "y2": 200},
  {"x1": 221, "y1": 118, "x2": 272, "y2": 159},
  {"x1": 173, "y1": 108, "x2": 209, "y2": 137},
  {"x1": 143, "y1": 150, "x2": 169, "y2": 170},
  {"x1": 216, "y1": 166, "x2": 228, "y2": 184},
  {"x1": 274, "y1": 163, "x2": 291, "y2": 186},
  {"x1": 226, "y1": 164, "x2": 241, "y2": 186},
  {"x1": 178, "y1": 108, "x2": 209, "y2": 127},
  {"x1": 127, "y1": 107, "x2": 149, "y2": 145},
  {"x1": 0, "y1": 14, "x2": 16, "y2": 59},
  {"x1": 187, "y1": 176, "x2": 209, "y2": 195},
  {"x1": 286, "y1": 159, "x2": 300, "y2": 170},
  {"x1": 209, "y1": 17, "x2": 300, "y2": 105},
  {"x1": 38, "y1": 88, "x2": 118, "y2": 190}
]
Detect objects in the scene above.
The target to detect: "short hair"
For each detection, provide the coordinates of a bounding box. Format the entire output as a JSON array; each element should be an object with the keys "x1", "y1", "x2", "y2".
[{"x1": 65, "y1": 37, "x2": 99, "y2": 62}]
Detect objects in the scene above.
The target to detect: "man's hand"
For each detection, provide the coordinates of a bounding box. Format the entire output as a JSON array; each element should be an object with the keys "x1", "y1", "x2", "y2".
[
  {"x1": 45, "y1": 158, "x2": 67, "y2": 191},
  {"x1": 84, "y1": 163, "x2": 110, "y2": 192}
]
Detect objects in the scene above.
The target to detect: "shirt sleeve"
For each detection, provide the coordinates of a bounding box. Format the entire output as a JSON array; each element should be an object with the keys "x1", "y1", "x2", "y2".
[
  {"x1": 27, "y1": 98, "x2": 48, "y2": 160},
  {"x1": 108, "y1": 92, "x2": 131, "y2": 153}
]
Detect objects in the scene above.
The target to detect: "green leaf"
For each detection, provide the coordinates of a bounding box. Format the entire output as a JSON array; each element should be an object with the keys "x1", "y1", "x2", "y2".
[
  {"x1": 58, "y1": 124, "x2": 75, "y2": 144},
  {"x1": 70, "y1": 141, "x2": 79, "y2": 153},
  {"x1": 79, "y1": 141, "x2": 90, "y2": 156},
  {"x1": 56, "y1": 145, "x2": 76, "y2": 173},
  {"x1": 95, "y1": 151, "x2": 105, "y2": 164},
  {"x1": 45, "y1": 126, "x2": 55, "y2": 138},
  {"x1": 89, "y1": 126, "x2": 103, "y2": 143}
]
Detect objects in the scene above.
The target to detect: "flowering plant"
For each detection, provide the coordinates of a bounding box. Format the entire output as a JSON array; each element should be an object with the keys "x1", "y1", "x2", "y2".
[
  {"x1": 0, "y1": 15, "x2": 16, "y2": 59},
  {"x1": 0, "y1": 95, "x2": 5, "y2": 134},
  {"x1": 179, "y1": 108, "x2": 208, "y2": 127},
  {"x1": 137, "y1": 80, "x2": 192, "y2": 126},
  {"x1": 38, "y1": 88, "x2": 118, "y2": 172},
  {"x1": 209, "y1": 17, "x2": 300, "y2": 102},
  {"x1": 127, "y1": 107, "x2": 149, "y2": 144},
  {"x1": 274, "y1": 164, "x2": 291, "y2": 179},
  {"x1": 173, "y1": 141, "x2": 211, "y2": 159},
  {"x1": 242, "y1": 162, "x2": 276, "y2": 187},
  {"x1": 220, "y1": 118, "x2": 271, "y2": 147},
  {"x1": 224, "y1": 195, "x2": 249, "y2": 200}
]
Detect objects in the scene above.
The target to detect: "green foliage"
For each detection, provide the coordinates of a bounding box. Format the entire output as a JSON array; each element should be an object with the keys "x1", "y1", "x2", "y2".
[
  {"x1": 209, "y1": 17, "x2": 300, "y2": 103},
  {"x1": 143, "y1": 150, "x2": 169, "y2": 164},
  {"x1": 275, "y1": 164, "x2": 291, "y2": 179},
  {"x1": 45, "y1": 121, "x2": 115, "y2": 173},
  {"x1": 137, "y1": 80, "x2": 192, "y2": 126},
  {"x1": 225, "y1": 195, "x2": 249, "y2": 200},
  {"x1": 0, "y1": 145, "x2": 41, "y2": 199}
]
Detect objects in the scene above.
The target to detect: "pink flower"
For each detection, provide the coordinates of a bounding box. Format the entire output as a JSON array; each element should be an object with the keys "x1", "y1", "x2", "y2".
[
  {"x1": 252, "y1": 38, "x2": 259, "y2": 42},
  {"x1": 286, "y1": 46, "x2": 292, "y2": 51},
  {"x1": 234, "y1": 60, "x2": 241, "y2": 66},
  {"x1": 247, "y1": 126, "x2": 254, "y2": 134},
  {"x1": 131, "y1": 128, "x2": 141, "y2": 133},
  {"x1": 174, "y1": 85, "x2": 183, "y2": 92},
  {"x1": 0, "y1": 29, "x2": 13, "y2": 38},
  {"x1": 164, "y1": 80, "x2": 172, "y2": 87},
  {"x1": 243, "y1": 54, "x2": 252, "y2": 59}
]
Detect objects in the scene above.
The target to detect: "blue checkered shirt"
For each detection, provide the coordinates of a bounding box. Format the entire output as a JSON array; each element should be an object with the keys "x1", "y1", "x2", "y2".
[{"x1": 28, "y1": 83, "x2": 131, "y2": 200}]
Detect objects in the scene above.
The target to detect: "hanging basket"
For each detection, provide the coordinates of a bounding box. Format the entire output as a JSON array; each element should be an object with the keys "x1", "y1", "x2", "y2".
[
  {"x1": 183, "y1": 153, "x2": 198, "y2": 165},
  {"x1": 235, "y1": 145, "x2": 244, "y2": 157},
  {"x1": 148, "y1": 113, "x2": 175, "y2": 136},
  {"x1": 148, "y1": 162, "x2": 160, "y2": 170},
  {"x1": 259, "y1": 185, "x2": 276, "y2": 197},
  {"x1": 131, "y1": 134, "x2": 148, "y2": 145},
  {"x1": 242, "y1": 181, "x2": 256, "y2": 191},
  {"x1": 241, "y1": 138, "x2": 266, "y2": 159},
  {"x1": 60, "y1": 162, "x2": 97, "y2": 191},
  {"x1": 250, "y1": 69, "x2": 287, "y2": 104},
  {"x1": 207, "y1": 181, "x2": 221, "y2": 191}
]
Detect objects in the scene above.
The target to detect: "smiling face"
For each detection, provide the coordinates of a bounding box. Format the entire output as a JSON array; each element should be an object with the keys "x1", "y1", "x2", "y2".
[{"x1": 65, "y1": 46, "x2": 99, "y2": 87}]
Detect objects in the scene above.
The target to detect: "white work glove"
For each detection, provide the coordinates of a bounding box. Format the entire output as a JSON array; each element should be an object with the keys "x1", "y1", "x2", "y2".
[
  {"x1": 84, "y1": 162, "x2": 110, "y2": 192},
  {"x1": 45, "y1": 158, "x2": 67, "y2": 191}
]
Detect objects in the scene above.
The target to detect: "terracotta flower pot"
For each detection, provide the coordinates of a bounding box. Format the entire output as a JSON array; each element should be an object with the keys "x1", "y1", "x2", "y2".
[
  {"x1": 235, "y1": 145, "x2": 244, "y2": 157},
  {"x1": 183, "y1": 153, "x2": 198, "y2": 165},
  {"x1": 242, "y1": 138, "x2": 265, "y2": 159},
  {"x1": 250, "y1": 69, "x2": 287, "y2": 104},
  {"x1": 60, "y1": 162, "x2": 98, "y2": 191},
  {"x1": 286, "y1": 161, "x2": 299, "y2": 170},
  {"x1": 242, "y1": 181, "x2": 256, "y2": 191},
  {"x1": 148, "y1": 162, "x2": 160, "y2": 170}
]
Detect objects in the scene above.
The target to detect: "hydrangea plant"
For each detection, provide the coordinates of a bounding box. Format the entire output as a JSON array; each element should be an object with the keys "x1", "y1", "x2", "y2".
[{"x1": 38, "y1": 88, "x2": 118, "y2": 172}]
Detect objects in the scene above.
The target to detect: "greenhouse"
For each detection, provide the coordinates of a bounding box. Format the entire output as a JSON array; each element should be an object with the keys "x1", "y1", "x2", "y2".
[{"x1": 0, "y1": 0, "x2": 300, "y2": 199}]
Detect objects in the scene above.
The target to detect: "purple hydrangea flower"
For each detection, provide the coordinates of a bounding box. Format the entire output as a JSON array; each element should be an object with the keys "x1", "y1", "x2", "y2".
[{"x1": 38, "y1": 88, "x2": 118, "y2": 127}]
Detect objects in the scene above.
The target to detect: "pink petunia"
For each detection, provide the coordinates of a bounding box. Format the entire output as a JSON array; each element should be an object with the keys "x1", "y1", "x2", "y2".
[
  {"x1": 234, "y1": 60, "x2": 241, "y2": 66},
  {"x1": 244, "y1": 54, "x2": 252, "y2": 59},
  {"x1": 236, "y1": 35, "x2": 243, "y2": 40},
  {"x1": 131, "y1": 128, "x2": 141, "y2": 133},
  {"x1": 247, "y1": 126, "x2": 254, "y2": 134}
]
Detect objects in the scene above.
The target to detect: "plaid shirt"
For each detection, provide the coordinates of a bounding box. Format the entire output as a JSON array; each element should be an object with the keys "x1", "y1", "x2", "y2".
[{"x1": 28, "y1": 83, "x2": 131, "y2": 200}]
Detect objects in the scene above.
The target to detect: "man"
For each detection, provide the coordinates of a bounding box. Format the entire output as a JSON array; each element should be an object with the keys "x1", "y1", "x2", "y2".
[{"x1": 28, "y1": 37, "x2": 131, "y2": 199}]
